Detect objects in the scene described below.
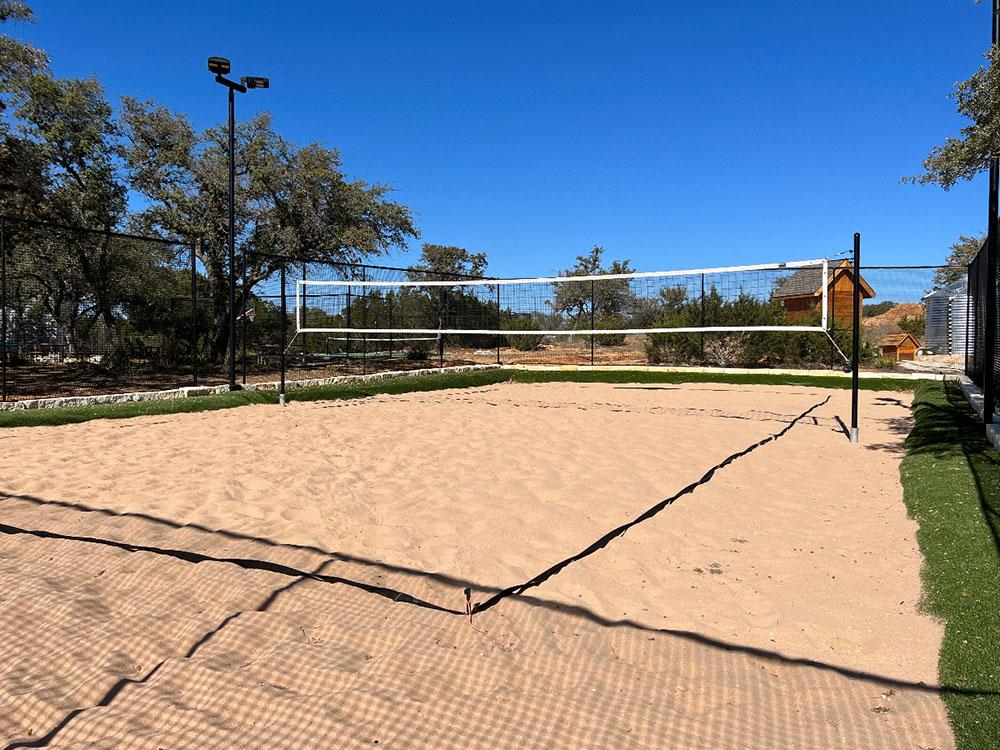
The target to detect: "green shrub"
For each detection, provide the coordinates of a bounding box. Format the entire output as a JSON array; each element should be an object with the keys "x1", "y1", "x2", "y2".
[
  {"x1": 594, "y1": 316, "x2": 627, "y2": 347},
  {"x1": 406, "y1": 339, "x2": 432, "y2": 360}
]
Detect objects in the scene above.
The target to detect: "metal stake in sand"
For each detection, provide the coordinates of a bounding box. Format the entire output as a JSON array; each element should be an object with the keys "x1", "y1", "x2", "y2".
[{"x1": 464, "y1": 588, "x2": 487, "y2": 634}]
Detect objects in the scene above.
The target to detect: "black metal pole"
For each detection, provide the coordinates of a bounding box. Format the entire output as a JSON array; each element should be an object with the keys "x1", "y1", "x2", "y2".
[
  {"x1": 850, "y1": 232, "x2": 861, "y2": 444},
  {"x1": 439, "y1": 287, "x2": 445, "y2": 368},
  {"x1": 1, "y1": 217, "x2": 6, "y2": 402},
  {"x1": 241, "y1": 250, "x2": 248, "y2": 385},
  {"x1": 227, "y1": 86, "x2": 237, "y2": 390},
  {"x1": 346, "y1": 284, "x2": 352, "y2": 363},
  {"x1": 700, "y1": 273, "x2": 706, "y2": 363},
  {"x1": 280, "y1": 262, "x2": 287, "y2": 406},
  {"x1": 301, "y1": 262, "x2": 308, "y2": 365},
  {"x1": 361, "y1": 267, "x2": 367, "y2": 376},
  {"x1": 191, "y1": 240, "x2": 199, "y2": 386},
  {"x1": 388, "y1": 293, "x2": 394, "y2": 360},
  {"x1": 983, "y1": 0, "x2": 1000, "y2": 426},
  {"x1": 590, "y1": 279, "x2": 595, "y2": 366}
]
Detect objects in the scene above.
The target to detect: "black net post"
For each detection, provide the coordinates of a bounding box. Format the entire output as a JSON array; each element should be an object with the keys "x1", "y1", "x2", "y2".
[
  {"x1": 361, "y1": 267, "x2": 367, "y2": 376},
  {"x1": 280, "y1": 261, "x2": 287, "y2": 406},
  {"x1": 1, "y1": 216, "x2": 6, "y2": 402},
  {"x1": 850, "y1": 233, "x2": 861, "y2": 444},
  {"x1": 590, "y1": 279, "x2": 595, "y2": 365},
  {"x1": 191, "y1": 240, "x2": 199, "y2": 386}
]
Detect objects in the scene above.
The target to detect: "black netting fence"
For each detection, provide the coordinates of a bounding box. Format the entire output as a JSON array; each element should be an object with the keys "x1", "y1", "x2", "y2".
[
  {"x1": 0, "y1": 221, "x2": 976, "y2": 402},
  {"x1": 965, "y1": 240, "x2": 999, "y2": 421},
  {"x1": 0, "y1": 217, "x2": 205, "y2": 401},
  {"x1": 248, "y1": 256, "x2": 970, "y2": 378}
]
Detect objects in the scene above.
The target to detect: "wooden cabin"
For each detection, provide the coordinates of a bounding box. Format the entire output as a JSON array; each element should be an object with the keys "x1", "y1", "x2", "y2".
[
  {"x1": 771, "y1": 260, "x2": 875, "y2": 328},
  {"x1": 877, "y1": 331, "x2": 920, "y2": 362}
]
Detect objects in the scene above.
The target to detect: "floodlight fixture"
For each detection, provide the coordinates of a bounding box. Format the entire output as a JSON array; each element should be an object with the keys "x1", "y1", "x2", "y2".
[
  {"x1": 241, "y1": 76, "x2": 270, "y2": 89},
  {"x1": 208, "y1": 56, "x2": 231, "y2": 75}
]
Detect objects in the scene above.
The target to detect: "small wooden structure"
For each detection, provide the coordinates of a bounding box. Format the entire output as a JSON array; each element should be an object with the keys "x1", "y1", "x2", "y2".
[
  {"x1": 877, "y1": 331, "x2": 920, "y2": 362},
  {"x1": 772, "y1": 260, "x2": 875, "y2": 327}
]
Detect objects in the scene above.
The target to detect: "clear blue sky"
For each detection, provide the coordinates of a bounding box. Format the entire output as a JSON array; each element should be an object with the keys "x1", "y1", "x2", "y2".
[{"x1": 19, "y1": 1, "x2": 992, "y2": 276}]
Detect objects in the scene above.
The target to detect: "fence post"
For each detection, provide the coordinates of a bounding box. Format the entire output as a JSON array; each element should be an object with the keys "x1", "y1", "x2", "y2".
[
  {"x1": 966, "y1": 267, "x2": 972, "y2": 376},
  {"x1": 280, "y1": 261, "x2": 287, "y2": 406},
  {"x1": 700, "y1": 273, "x2": 706, "y2": 363},
  {"x1": 346, "y1": 284, "x2": 352, "y2": 363},
  {"x1": 1, "y1": 216, "x2": 6, "y2": 402},
  {"x1": 191, "y1": 240, "x2": 199, "y2": 386},
  {"x1": 241, "y1": 251, "x2": 248, "y2": 385},
  {"x1": 590, "y1": 279, "x2": 595, "y2": 366},
  {"x1": 301, "y1": 262, "x2": 308, "y2": 366},
  {"x1": 496, "y1": 283, "x2": 501, "y2": 365},
  {"x1": 439, "y1": 287, "x2": 446, "y2": 368},
  {"x1": 388, "y1": 293, "x2": 394, "y2": 359},
  {"x1": 850, "y1": 233, "x2": 861, "y2": 444},
  {"x1": 983, "y1": 0, "x2": 1000, "y2": 428}
]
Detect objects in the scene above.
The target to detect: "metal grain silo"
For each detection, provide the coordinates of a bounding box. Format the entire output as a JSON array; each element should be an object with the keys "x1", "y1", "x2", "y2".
[
  {"x1": 923, "y1": 287, "x2": 951, "y2": 354},
  {"x1": 922, "y1": 280, "x2": 970, "y2": 356},
  {"x1": 949, "y1": 283, "x2": 970, "y2": 357}
]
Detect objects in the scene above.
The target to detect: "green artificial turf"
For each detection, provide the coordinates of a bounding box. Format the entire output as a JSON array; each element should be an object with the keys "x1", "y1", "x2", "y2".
[{"x1": 899, "y1": 381, "x2": 1000, "y2": 748}]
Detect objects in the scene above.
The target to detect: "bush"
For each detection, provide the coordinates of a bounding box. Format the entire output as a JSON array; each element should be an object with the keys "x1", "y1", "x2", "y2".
[
  {"x1": 594, "y1": 316, "x2": 627, "y2": 347},
  {"x1": 406, "y1": 339, "x2": 432, "y2": 360},
  {"x1": 503, "y1": 316, "x2": 544, "y2": 351},
  {"x1": 511, "y1": 331, "x2": 544, "y2": 351}
]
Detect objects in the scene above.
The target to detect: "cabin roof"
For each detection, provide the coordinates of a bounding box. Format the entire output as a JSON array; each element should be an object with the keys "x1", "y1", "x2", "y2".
[
  {"x1": 877, "y1": 331, "x2": 920, "y2": 348},
  {"x1": 772, "y1": 261, "x2": 875, "y2": 300}
]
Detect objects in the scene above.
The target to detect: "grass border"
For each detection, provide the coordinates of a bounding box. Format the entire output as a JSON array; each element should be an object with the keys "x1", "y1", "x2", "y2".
[{"x1": 900, "y1": 381, "x2": 1000, "y2": 748}]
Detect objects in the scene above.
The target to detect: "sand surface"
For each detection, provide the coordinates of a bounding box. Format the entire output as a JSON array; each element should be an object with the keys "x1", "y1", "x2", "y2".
[{"x1": 0, "y1": 381, "x2": 952, "y2": 748}]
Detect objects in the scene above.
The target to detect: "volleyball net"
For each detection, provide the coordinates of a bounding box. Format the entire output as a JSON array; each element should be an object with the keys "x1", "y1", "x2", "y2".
[{"x1": 292, "y1": 259, "x2": 848, "y2": 363}]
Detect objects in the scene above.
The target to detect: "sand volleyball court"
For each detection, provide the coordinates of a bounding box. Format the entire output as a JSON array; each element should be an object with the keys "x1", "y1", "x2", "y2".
[{"x1": 0, "y1": 381, "x2": 952, "y2": 748}]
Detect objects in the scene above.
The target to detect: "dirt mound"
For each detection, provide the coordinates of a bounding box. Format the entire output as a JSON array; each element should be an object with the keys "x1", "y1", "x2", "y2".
[{"x1": 862, "y1": 302, "x2": 925, "y2": 328}]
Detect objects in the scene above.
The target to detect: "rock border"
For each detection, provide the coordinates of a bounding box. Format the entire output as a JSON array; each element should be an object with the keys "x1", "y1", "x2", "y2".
[{"x1": 0, "y1": 364, "x2": 501, "y2": 411}]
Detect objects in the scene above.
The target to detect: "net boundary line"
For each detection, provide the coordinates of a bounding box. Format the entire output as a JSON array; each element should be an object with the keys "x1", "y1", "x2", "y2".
[
  {"x1": 295, "y1": 258, "x2": 829, "y2": 289},
  {"x1": 470, "y1": 394, "x2": 833, "y2": 615}
]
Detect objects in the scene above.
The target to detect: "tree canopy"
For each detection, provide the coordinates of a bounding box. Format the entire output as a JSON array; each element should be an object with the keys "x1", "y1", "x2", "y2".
[
  {"x1": 935, "y1": 233, "x2": 984, "y2": 286},
  {"x1": 907, "y1": 46, "x2": 1000, "y2": 190},
  {"x1": 0, "y1": 2, "x2": 419, "y2": 364}
]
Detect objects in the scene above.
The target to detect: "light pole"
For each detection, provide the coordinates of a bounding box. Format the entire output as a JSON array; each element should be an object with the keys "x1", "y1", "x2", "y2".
[{"x1": 208, "y1": 56, "x2": 269, "y2": 390}]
